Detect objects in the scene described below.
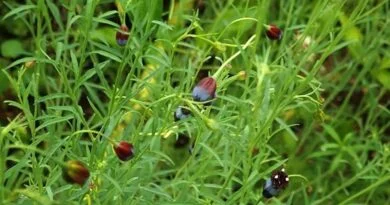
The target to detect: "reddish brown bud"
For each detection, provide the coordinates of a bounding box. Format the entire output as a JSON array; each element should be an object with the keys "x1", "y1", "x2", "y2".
[
  {"x1": 63, "y1": 160, "x2": 90, "y2": 186},
  {"x1": 265, "y1": 24, "x2": 282, "y2": 40},
  {"x1": 114, "y1": 141, "x2": 134, "y2": 161},
  {"x1": 116, "y1": 24, "x2": 129, "y2": 46}
]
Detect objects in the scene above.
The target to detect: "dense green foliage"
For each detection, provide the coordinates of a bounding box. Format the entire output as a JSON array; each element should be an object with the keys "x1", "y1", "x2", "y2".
[{"x1": 0, "y1": 0, "x2": 389, "y2": 204}]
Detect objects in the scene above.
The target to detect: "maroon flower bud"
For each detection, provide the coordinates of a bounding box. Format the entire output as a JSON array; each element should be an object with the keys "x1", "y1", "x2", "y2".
[
  {"x1": 265, "y1": 24, "x2": 282, "y2": 40},
  {"x1": 192, "y1": 77, "x2": 217, "y2": 102},
  {"x1": 114, "y1": 141, "x2": 134, "y2": 161},
  {"x1": 116, "y1": 24, "x2": 129, "y2": 46},
  {"x1": 262, "y1": 168, "x2": 289, "y2": 198},
  {"x1": 63, "y1": 160, "x2": 90, "y2": 186}
]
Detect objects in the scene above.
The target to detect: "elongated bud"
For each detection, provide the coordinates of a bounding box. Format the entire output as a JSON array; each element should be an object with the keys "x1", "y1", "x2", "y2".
[
  {"x1": 262, "y1": 168, "x2": 289, "y2": 198},
  {"x1": 63, "y1": 160, "x2": 90, "y2": 186},
  {"x1": 174, "y1": 106, "x2": 192, "y2": 121},
  {"x1": 192, "y1": 77, "x2": 217, "y2": 102},
  {"x1": 265, "y1": 24, "x2": 282, "y2": 40},
  {"x1": 24, "y1": 60, "x2": 35, "y2": 69},
  {"x1": 114, "y1": 141, "x2": 134, "y2": 161},
  {"x1": 116, "y1": 24, "x2": 129, "y2": 46}
]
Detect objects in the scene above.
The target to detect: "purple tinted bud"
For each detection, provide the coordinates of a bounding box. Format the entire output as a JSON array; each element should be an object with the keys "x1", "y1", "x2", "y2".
[
  {"x1": 116, "y1": 24, "x2": 129, "y2": 46},
  {"x1": 262, "y1": 168, "x2": 289, "y2": 198},
  {"x1": 192, "y1": 77, "x2": 217, "y2": 102},
  {"x1": 114, "y1": 141, "x2": 134, "y2": 161},
  {"x1": 174, "y1": 106, "x2": 192, "y2": 121},
  {"x1": 263, "y1": 178, "x2": 278, "y2": 198}
]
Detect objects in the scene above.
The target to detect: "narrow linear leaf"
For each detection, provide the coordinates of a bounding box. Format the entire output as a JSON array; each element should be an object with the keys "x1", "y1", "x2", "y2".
[{"x1": 2, "y1": 5, "x2": 37, "y2": 21}]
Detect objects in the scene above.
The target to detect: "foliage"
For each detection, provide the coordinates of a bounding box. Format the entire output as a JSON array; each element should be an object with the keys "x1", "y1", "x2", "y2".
[{"x1": 0, "y1": 0, "x2": 389, "y2": 204}]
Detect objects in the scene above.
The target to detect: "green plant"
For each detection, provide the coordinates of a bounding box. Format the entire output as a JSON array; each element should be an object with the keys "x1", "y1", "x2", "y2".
[{"x1": 0, "y1": 0, "x2": 389, "y2": 204}]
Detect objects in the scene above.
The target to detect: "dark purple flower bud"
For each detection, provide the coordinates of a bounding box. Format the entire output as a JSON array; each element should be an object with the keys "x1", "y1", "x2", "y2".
[
  {"x1": 192, "y1": 77, "x2": 217, "y2": 102},
  {"x1": 194, "y1": 0, "x2": 206, "y2": 15},
  {"x1": 265, "y1": 24, "x2": 282, "y2": 40},
  {"x1": 116, "y1": 24, "x2": 129, "y2": 46},
  {"x1": 63, "y1": 160, "x2": 90, "y2": 186},
  {"x1": 262, "y1": 168, "x2": 289, "y2": 198},
  {"x1": 174, "y1": 133, "x2": 190, "y2": 148},
  {"x1": 174, "y1": 106, "x2": 192, "y2": 121},
  {"x1": 114, "y1": 141, "x2": 134, "y2": 161}
]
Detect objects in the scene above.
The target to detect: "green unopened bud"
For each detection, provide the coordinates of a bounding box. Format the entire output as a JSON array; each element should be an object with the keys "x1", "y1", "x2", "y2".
[
  {"x1": 214, "y1": 42, "x2": 226, "y2": 53},
  {"x1": 237, "y1": 71, "x2": 246, "y2": 80},
  {"x1": 206, "y1": 118, "x2": 219, "y2": 130},
  {"x1": 24, "y1": 60, "x2": 35, "y2": 69},
  {"x1": 16, "y1": 126, "x2": 28, "y2": 144},
  {"x1": 259, "y1": 63, "x2": 270, "y2": 74}
]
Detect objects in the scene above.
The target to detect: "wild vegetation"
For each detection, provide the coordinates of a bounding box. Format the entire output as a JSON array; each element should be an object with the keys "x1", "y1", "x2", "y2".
[{"x1": 0, "y1": 0, "x2": 389, "y2": 204}]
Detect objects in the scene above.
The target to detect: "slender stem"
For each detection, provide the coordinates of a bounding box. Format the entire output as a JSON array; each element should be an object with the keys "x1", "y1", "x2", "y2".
[
  {"x1": 288, "y1": 174, "x2": 309, "y2": 182},
  {"x1": 340, "y1": 175, "x2": 390, "y2": 205},
  {"x1": 115, "y1": 0, "x2": 125, "y2": 23},
  {"x1": 212, "y1": 35, "x2": 256, "y2": 80},
  {"x1": 6, "y1": 144, "x2": 67, "y2": 167}
]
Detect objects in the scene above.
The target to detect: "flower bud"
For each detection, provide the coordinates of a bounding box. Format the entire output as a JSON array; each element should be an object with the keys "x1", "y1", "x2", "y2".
[
  {"x1": 262, "y1": 168, "x2": 289, "y2": 198},
  {"x1": 116, "y1": 24, "x2": 129, "y2": 46},
  {"x1": 265, "y1": 24, "x2": 282, "y2": 40},
  {"x1": 205, "y1": 118, "x2": 219, "y2": 130},
  {"x1": 63, "y1": 160, "x2": 90, "y2": 186},
  {"x1": 214, "y1": 41, "x2": 226, "y2": 53},
  {"x1": 113, "y1": 141, "x2": 134, "y2": 161},
  {"x1": 174, "y1": 133, "x2": 190, "y2": 148},
  {"x1": 24, "y1": 60, "x2": 35, "y2": 69},
  {"x1": 194, "y1": 0, "x2": 206, "y2": 15},
  {"x1": 237, "y1": 71, "x2": 246, "y2": 81},
  {"x1": 192, "y1": 77, "x2": 217, "y2": 102},
  {"x1": 174, "y1": 106, "x2": 192, "y2": 121}
]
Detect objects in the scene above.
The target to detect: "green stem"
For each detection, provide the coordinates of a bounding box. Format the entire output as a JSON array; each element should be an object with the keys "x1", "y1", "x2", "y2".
[
  {"x1": 340, "y1": 175, "x2": 390, "y2": 205},
  {"x1": 212, "y1": 35, "x2": 256, "y2": 80}
]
